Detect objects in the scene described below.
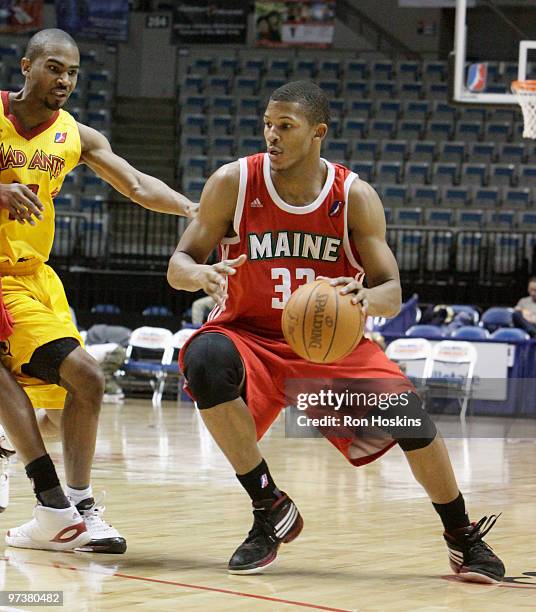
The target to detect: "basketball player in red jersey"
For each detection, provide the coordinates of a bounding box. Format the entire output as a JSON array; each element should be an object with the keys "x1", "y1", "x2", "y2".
[{"x1": 168, "y1": 82, "x2": 504, "y2": 582}]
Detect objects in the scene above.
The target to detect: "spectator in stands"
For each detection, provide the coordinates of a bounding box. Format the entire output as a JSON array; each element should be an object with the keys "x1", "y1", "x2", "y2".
[
  {"x1": 513, "y1": 276, "x2": 536, "y2": 337},
  {"x1": 0, "y1": 28, "x2": 196, "y2": 553}
]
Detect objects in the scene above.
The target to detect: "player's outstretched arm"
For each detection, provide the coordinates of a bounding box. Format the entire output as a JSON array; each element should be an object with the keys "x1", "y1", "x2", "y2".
[
  {"x1": 167, "y1": 162, "x2": 246, "y2": 307},
  {"x1": 343, "y1": 179, "x2": 402, "y2": 318},
  {"x1": 77, "y1": 122, "x2": 197, "y2": 218}
]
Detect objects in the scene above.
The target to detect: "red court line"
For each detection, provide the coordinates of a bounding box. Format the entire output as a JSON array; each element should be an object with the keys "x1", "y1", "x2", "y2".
[{"x1": 1, "y1": 557, "x2": 352, "y2": 611}]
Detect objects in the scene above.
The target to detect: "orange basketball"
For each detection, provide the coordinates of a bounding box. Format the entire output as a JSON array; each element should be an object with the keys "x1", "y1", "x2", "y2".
[{"x1": 282, "y1": 280, "x2": 365, "y2": 364}]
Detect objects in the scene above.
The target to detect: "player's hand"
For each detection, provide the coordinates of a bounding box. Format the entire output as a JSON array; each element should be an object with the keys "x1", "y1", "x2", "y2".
[
  {"x1": 317, "y1": 275, "x2": 369, "y2": 314},
  {"x1": 185, "y1": 202, "x2": 199, "y2": 219},
  {"x1": 0, "y1": 184, "x2": 44, "y2": 226},
  {"x1": 198, "y1": 254, "x2": 247, "y2": 307}
]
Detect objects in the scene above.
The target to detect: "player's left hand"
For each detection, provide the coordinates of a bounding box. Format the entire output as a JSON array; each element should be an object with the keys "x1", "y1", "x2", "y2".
[{"x1": 317, "y1": 276, "x2": 369, "y2": 315}]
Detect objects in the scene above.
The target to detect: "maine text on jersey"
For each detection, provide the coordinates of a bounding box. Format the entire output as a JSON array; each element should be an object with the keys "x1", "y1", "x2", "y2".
[{"x1": 248, "y1": 231, "x2": 342, "y2": 262}]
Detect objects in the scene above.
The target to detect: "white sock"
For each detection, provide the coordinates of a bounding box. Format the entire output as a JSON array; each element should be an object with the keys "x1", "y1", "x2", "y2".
[{"x1": 66, "y1": 485, "x2": 93, "y2": 507}]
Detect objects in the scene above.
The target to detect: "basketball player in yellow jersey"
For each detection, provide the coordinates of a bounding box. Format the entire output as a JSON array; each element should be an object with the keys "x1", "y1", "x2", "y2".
[{"x1": 0, "y1": 28, "x2": 196, "y2": 553}]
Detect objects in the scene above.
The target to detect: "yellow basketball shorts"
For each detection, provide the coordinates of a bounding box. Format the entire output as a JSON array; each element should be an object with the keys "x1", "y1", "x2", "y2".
[{"x1": 0, "y1": 260, "x2": 82, "y2": 409}]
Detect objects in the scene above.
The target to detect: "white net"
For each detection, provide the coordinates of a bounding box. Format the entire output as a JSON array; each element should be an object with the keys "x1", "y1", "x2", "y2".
[{"x1": 512, "y1": 81, "x2": 536, "y2": 139}]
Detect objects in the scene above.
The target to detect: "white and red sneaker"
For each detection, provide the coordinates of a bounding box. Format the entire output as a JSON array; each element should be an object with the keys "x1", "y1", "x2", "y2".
[{"x1": 5, "y1": 505, "x2": 91, "y2": 551}]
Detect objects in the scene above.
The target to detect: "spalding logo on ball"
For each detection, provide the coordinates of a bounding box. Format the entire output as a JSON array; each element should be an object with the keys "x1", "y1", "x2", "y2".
[{"x1": 282, "y1": 279, "x2": 365, "y2": 364}]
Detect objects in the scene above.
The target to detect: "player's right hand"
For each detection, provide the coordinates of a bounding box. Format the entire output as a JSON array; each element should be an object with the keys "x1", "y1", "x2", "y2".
[
  {"x1": 199, "y1": 254, "x2": 247, "y2": 307},
  {"x1": 0, "y1": 184, "x2": 44, "y2": 226}
]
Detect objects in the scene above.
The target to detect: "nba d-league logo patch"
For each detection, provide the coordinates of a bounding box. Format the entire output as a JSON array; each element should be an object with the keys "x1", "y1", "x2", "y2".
[
  {"x1": 260, "y1": 473, "x2": 269, "y2": 488},
  {"x1": 54, "y1": 132, "x2": 67, "y2": 144},
  {"x1": 329, "y1": 200, "x2": 342, "y2": 216}
]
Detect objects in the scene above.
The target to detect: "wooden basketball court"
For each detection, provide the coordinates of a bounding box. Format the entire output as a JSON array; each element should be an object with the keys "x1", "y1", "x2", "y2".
[{"x1": 0, "y1": 398, "x2": 535, "y2": 611}]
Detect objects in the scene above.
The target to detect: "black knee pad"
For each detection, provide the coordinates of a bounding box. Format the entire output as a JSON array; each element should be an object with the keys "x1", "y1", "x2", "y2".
[
  {"x1": 370, "y1": 392, "x2": 437, "y2": 451},
  {"x1": 183, "y1": 332, "x2": 244, "y2": 409},
  {"x1": 21, "y1": 338, "x2": 80, "y2": 385}
]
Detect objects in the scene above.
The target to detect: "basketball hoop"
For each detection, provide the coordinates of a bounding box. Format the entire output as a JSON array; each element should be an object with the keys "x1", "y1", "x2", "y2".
[{"x1": 512, "y1": 80, "x2": 536, "y2": 139}]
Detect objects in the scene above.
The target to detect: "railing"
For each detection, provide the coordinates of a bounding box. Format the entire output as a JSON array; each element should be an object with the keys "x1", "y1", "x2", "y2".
[{"x1": 51, "y1": 208, "x2": 534, "y2": 279}]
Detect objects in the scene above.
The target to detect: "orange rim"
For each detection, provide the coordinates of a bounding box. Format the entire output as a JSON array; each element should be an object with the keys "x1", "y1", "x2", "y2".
[{"x1": 512, "y1": 80, "x2": 536, "y2": 92}]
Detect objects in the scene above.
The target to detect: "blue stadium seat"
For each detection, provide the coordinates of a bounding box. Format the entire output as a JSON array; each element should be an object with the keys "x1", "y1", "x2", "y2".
[
  {"x1": 490, "y1": 164, "x2": 516, "y2": 187},
  {"x1": 376, "y1": 161, "x2": 402, "y2": 183},
  {"x1": 456, "y1": 209, "x2": 485, "y2": 227},
  {"x1": 472, "y1": 187, "x2": 500, "y2": 208},
  {"x1": 344, "y1": 59, "x2": 368, "y2": 80},
  {"x1": 380, "y1": 140, "x2": 408, "y2": 161},
  {"x1": 461, "y1": 163, "x2": 488, "y2": 186},
  {"x1": 267, "y1": 58, "x2": 291, "y2": 78},
  {"x1": 211, "y1": 136, "x2": 234, "y2": 156},
  {"x1": 439, "y1": 142, "x2": 466, "y2": 164},
  {"x1": 91, "y1": 303, "x2": 121, "y2": 315},
  {"x1": 519, "y1": 165, "x2": 536, "y2": 187},
  {"x1": 382, "y1": 184, "x2": 408, "y2": 207},
  {"x1": 432, "y1": 101, "x2": 457, "y2": 121},
  {"x1": 351, "y1": 161, "x2": 375, "y2": 182},
  {"x1": 206, "y1": 76, "x2": 230, "y2": 96},
  {"x1": 235, "y1": 77, "x2": 258, "y2": 96},
  {"x1": 490, "y1": 328, "x2": 530, "y2": 342},
  {"x1": 458, "y1": 107, "x2": 487, "y2": 122},
  {"x1": 399, "y1": 82, "x2": 424, "y2": 99},
  {"x1": 498, "y1": 143, "x2": 525, "y2": 164},
  {"x1": 324, "y1": 139, "x2": 349, "y2": 160},
  {"x1": 397, "y1": 120, "x2": 423, "y2": 141},
  {"x1": 370, "y1": 81, "x2": 397, "y2": 99},
  {"x1": 518, "y1": 211, "x2": 536, "y2": 229},
  {"x1": 450, "y1": 305, "x2": 480, "y2": 324},
  {"x1": 181, "y1": 135, "x2": 207, "y2": 156},
  {"x1": 413, "y1": 186, "x2": 441, "y2": 207},
  {"x1": 238, "y1": 137, "x2": 264, "y2": 156},
  {"x1": 329, "y1": 117, "x2": 341, "y2": 138},
  {"x1": 182, "y1": 113, "x2": 206, "y2": 136},
  {"x1": 394, "y1": 207, "x2": 422, "y2": 225},
  {"x1": 422, "y1": 61, "x2": 446, "y2": 82},
  {"x1": 376, "y1": 100, "x2": 402, "y2": 120},
  {"x1": 451, "y1": 326, "x2": 489, "y2": 340},
  {"x1": 433, "y1": 162, "x2": 459, "y2": 185},
  {"x1": 353, "y1": 138, "x2": 379, "y2": 159},
  {"x1": 489, "y1": 210, "x2": 516, "y2": 229},
  {"x1": 425, "y1": 207, "x2": 452, "y2": 225},
  {"x1": 217, "y1": 57, "x2": 239, "y2": 77},
  {"x1": 396, "y1": 61, "x2": 420, "y2": 82},
  {"x1": 406, "y1": 325, "x2": 444, "y2": 339},
  {"x1": 441, "y1": 186, "x2": 471, "y2": 208},
  {"x1": 469, "y1": 142, "x2": 496, "y2": 164},
  {"x1": 484, "y1": 122, "x2": 511, "y2": 143},
  {"x1": 368, "y1": 120, "x2": 396, "y2": 140},
  {"x1": 260, "y1": 77, "x2": 285, "y2": 98},
  {"x1": 241, "y1": 58, "x2": 265, "y2": 78},
  {"x1": 318, "y1": 59, "x2": 341, "y2": 79},
  {"x1": 182, "y1": 95, "x2": 206, "y2": 113},
  {"x1": 371, "y1": 60, "x2": 394, "y2": 80},
  {"x1": 328, "y1": 99, "x2": 345, "y2": 118},
  {"x1": 318, "y1": 79, "x2": 340, "y2": 97},
  {"x1": 182, "y1": 155, "x2": 209, "y2": 178},
  {"x1": 455, "y1": 120, "x2": 482, "y2": 142},
  {"x1": 405, "y1": 162, "x2": 430, "y2": 185},
  {"x1": 493, "y1": 233, "x2": 523, "y2": 273},
  {"x1": 410, "y1": 141, "x2": 436, "y2": 163},
  {"x1": 182, "y1": 75, "x2": 204, "y2": 95},
  {"x1": 236, "y1": 115, "x2": 259, "y2": 137},
  {"x1": 480, "y1": 307, "x2": 514, "y2": 331},
  {"x1": 142, "y1": 306, "x2": 173, "y2": 317},
  {"x1": 425, "y1": 120, "x2": 454, "y2": 142},
  {"x1": 235, "y1": 96, "x2": 260, "y2": 115},
  {"x1": 426, "y1": 83, "x2": 448, "y2": 99},
  {"x1": 293, "y1": 58, "x2": 317, "y2": 79},
  {"x1": 184, "y1": 177, "x2": 205, "y2": 201},
  {"x1": 403, "y1": 100, "x2": 429, "y2": 121},
  {"x1": 344, "y1": 80, "x2": 369, "y2": 100},
  {"x1": 209, "y1": 115, "x2": 233, "y2": 136},
  {"x1": 189, "y1": 57, "x2": 214, "y2": 75},
  {"x1": 348, "y1": 100, "x2": 373, "y2": 119},
  {"x1": 54, "y1": 195, "x2": 77, "y2": 211}
]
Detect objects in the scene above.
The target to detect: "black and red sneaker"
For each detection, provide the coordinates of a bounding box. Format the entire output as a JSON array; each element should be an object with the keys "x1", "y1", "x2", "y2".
[
  {"x1": 228, "y1": 493, "x2": 303, "y2": 574},
  {"x1": 444, "y1": 515, "x2": 505, "y2": 584}
]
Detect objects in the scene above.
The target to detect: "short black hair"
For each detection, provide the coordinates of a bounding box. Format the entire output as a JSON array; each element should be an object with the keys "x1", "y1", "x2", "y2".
[
  {"x1": 269, "y1": 80, "x2": 330, "y2": 126},
  {"x1": 25, "y1": 29, "x2": 78, "y2": 61}
]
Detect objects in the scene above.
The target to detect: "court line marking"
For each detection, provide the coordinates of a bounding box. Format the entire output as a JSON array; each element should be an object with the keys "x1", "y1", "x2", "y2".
[{"x1": 1, "y1": 557, "x2": 353, "y2": 611}]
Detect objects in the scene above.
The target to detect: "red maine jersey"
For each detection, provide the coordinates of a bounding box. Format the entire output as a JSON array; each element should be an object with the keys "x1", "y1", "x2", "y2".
[{"x1": 207, "y1": 153, "x2": 364, "y2": 338}]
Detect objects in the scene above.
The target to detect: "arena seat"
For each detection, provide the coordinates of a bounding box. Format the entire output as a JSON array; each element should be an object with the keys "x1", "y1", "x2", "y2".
[
  {"x1": 405, "y1": 325, "x2": 444, "y2": 339},
  {"x1": 490, "y1": 328, "x2": 530, "y2": 342},
  {"x1": 480, "y1": 307, "x2": 514, "y2": 332}
]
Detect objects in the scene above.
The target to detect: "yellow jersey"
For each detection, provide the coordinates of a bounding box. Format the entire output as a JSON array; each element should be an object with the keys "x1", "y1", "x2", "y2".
[{"x1": 0, "y1": 91, "x2": 81, "y2": 265}]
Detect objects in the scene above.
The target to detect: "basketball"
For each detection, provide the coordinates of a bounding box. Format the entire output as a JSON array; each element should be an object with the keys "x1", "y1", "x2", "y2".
[{"x1": 282, "y1": 280, "x2": 365, "y2": 364}]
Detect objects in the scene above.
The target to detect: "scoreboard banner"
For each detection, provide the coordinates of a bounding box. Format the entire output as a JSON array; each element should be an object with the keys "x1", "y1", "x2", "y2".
[
  {"x1": 255, "y1": 1, "x2": 336, "y2": 48},
  {"x1": 0, "y1": 0, "x2": 43, "y2": 33},
  {"x1": 172, "y1": 1, "x2": 248, "y2": 45},
  {"x1": 55, "y1": 0, "x2": 129, "y2": 42}
]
